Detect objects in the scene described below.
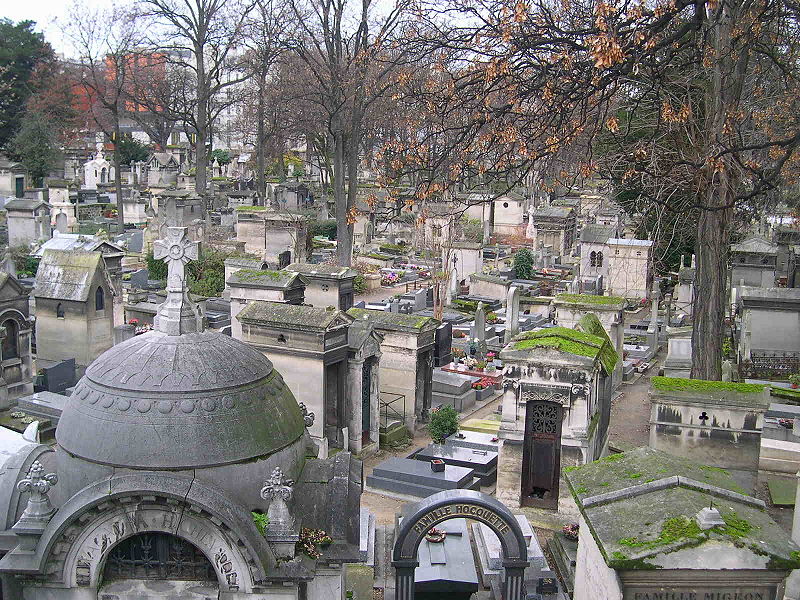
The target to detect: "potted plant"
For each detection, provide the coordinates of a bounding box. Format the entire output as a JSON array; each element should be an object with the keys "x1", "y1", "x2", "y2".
[
  {"x1": 790, "y1": 374, "x2": 800, "y2": 389},
  {"x1": 476, "y1": 360, "x2": 487, "y2": 371},
  {"x1": 430, "y1": 459, "x2": 445, "y2": 472},
  {"x1": 486, "y1": 351, "x2": 496, "y2": 363}
]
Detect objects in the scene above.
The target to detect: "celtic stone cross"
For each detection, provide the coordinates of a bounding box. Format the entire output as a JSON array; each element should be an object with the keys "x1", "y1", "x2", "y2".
[
  {"x1": 153, "y1": 226, "x2": 201, "y2": 335},
  {"x1": 17, "y1": 460, "x2": 58, "y2": 523}
]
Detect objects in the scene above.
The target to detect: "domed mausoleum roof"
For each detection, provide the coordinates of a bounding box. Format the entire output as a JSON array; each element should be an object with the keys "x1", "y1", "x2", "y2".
[{"x1": 57, "y1": 330, "x2": 305, "y2": 469}]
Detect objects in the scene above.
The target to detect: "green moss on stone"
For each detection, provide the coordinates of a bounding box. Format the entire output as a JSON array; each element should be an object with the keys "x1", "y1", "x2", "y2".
[
  {"x1": 556, "y1": 293, "x2": 626, "y2": 306},
  {"x1": 651, "y1": 377, "x2": 767, "y2": 394},
  {"x1": 512, "y1": 327, "x2": 617, "y2": 373},
  {"x1": 618, "y1": 516, "x2": 702, "y2": 550}
]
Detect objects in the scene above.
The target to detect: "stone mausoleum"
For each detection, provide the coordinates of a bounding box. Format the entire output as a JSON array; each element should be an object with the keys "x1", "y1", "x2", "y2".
[{"x1": 0, "y1": 224, "x2": 364, "y2": 599}]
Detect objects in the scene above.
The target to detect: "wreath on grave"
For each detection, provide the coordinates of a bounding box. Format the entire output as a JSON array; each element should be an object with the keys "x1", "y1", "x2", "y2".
[{"x1": 425, "y1": 528, "x2": 447, "y2": 543}]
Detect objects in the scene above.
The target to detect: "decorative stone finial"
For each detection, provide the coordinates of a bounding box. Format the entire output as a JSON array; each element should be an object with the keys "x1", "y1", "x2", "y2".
[
  {"x1": 695, "y1": 506, "x2": 725, "y2": 530},
  {"x1": 260, "y1": 467, "x2": 298, "y2": 559},
  {"x1": 299, "y1": 403, "x2": 315, "y2": 428},
  {"x1": 153, "y1": 226, "x2": 201, "y2": 335},
  {"x1": 17, "y1": 461, "x2": 58, "y2": 524}
]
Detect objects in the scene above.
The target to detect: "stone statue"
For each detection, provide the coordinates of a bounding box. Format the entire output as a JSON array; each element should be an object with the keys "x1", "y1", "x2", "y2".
[
  {"x1": 153, "y1": 224, "x2": 201, "y2": 336},
  {"x1": 299, "y1": 402, "x2": 315, "y2": 428}
]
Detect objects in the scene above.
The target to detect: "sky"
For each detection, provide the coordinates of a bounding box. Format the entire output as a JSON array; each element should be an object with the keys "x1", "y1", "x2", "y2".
[{"x1": 1, "y1": 0, "x2": 113, "y2": 57}]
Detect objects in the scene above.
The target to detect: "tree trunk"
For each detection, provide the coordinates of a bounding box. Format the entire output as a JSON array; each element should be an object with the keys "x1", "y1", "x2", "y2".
[
  {"x1": 113, "y1": 115, "x2": 124, "y2": 233},
  {"x1": 690, "y1": 201, "x2": 731, "y2": 381},
  {"x1": 256, "y1": 72, "x2": 266, "y2": 205},
  {"x1": 195, "y1": 43, "x2": 208, "y2": 207},
  {"x1": 334, "y1": 128, "x2": 350, "y2": 266}
]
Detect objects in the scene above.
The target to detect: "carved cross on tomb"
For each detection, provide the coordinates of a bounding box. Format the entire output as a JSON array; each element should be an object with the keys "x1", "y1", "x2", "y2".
[{"x1": 153, "y1": 225, "x2": 201, "y2": 335}]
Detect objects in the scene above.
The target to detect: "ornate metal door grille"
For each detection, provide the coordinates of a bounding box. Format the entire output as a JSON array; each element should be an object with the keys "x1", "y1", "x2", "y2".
[
  {"x1": 104, "y1": 533, "x2": 216, "y2": 581},
  {"x1": 521, "y1": 400, "x2": 562, "y2": 509}
]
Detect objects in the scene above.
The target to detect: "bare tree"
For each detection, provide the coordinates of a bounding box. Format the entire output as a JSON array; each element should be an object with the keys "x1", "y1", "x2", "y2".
[
  {"x1": 141, "y1": 0, "x2": 256, "y2": 200},
  {"x1": 61, "y1": 1, "x2": 144, "y2": 232},
  {"x1": 287, "y1": 0, "x2": 423, "y2": 266}
]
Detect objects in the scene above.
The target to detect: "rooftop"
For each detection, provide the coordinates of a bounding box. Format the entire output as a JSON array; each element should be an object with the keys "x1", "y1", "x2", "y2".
[
  {"x1": 731, "y1": 236, "x2": 779, "y2": 255},
  {"x1": 284, "y1": 262, "x2": 357, "y2": 279},
  {"x1": 607, "y1": 238, "x2": 653, "y2": 247},
  {"x1": 506, "y1": 325, "x2": 618, "y2": 373},
  {"x1": 531, "y1": 206, "x2": 573, "y2": 219},
  {"x1": 564, "y1": 447, "x2": 800, "y2": 570},
  {"x1": 554, "y1": 293, "x2": 626, "y2": 309},
  {"x1": 347, "y1": 307, "x2": 439, "y2": 332},
  {"x1": 580, "y1": 223, "x2": 616, "y2": 244},
  {"x1": 33, "y1": 250, "x2": 106, "y2": 302},
  {"x1": 650, "y1": 376, "x2": 770, "y2": 409},
  {"x1": 32, "y1": 233, "x2": 125, "y2": 258},
  {"x1": 237, "y1": 301, "x2": 352, "y2": 331},
  {"x1": 227, "y1": 269, "x2": 304, "y2": 289},
  {"x1": 4, "y1": 199, "x2": 48, "y2": 211}
]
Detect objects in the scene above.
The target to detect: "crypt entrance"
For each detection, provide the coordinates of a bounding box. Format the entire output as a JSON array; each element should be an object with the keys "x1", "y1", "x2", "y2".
[{"x1": 98, "y1": 532, "x2": 218, "y2": 599}]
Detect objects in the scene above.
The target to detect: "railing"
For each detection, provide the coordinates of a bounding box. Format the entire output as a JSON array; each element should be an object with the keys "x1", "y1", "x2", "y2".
[{"x1": 379, "y1": 391, "x2": 406, "y2": 430}]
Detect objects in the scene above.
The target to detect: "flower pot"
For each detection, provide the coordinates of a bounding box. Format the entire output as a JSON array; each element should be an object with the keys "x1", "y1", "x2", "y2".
[
  {"x1": 792, "y1": 384, "x2": 799, "y2": 389},
  {"x1": 430, "y1": 459, "x2": 445, "y2": 472}
]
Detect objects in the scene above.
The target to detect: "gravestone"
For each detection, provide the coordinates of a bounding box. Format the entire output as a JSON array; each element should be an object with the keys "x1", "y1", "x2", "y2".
[
  {"x1": 504, "y1": 286, "x2": 521, "y2": 344},
  {"x1": 413, "y1": 443, "x2": 498, "y2": 484},
  {"x1": 365, "y1": 456, "x2": 480, "y2": 498},
  {"x1": 471, "y1": 302, "x2": 487, "y2": 357},
  {"x1": 39, "y1": 358, "x2": 76, "y2": 394},
  {"x1": 16, "y1": 391, "x2": 69, "y2": 424},
  {"x1": 434, "y1": 322, "x2": 453, "y2": 366},
  {"x1": 113, "y1": 324, "x2": 136, "y2": 346},
  {"x1": 446, "y1": 268, "x2": 458, "y2": 305},
  {"x1": 412, "y1": 288, "x2": 427, "y2": 311},
  {"x1": 445, "y1": 430, "x2": 500, "y2": 453},
  {"x1": 432, "y1": 370, "x2": 478, "y2": 412}
]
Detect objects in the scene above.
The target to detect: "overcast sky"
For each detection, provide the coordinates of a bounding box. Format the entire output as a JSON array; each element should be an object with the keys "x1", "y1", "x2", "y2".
[{"x1": 1, "y1": 0, "x2": 113, "y2": 57}]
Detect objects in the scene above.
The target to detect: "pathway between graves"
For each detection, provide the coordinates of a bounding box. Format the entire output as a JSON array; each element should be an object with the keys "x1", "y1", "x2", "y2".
[{"x1": 361, "y1": 394, "x2": 503, "y2": 526}]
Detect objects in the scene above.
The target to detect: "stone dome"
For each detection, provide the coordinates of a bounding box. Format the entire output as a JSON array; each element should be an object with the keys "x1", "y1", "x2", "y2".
[{"x1": 56, "y1": 330, "x2": 306, "y2": 470}]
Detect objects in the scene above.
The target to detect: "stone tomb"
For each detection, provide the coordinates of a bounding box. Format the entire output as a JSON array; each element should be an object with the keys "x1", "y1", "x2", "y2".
[
  {"x1": 410, "y1": 517, "x2": 479, "y2": 598},
  {"x1": 566, "y1": 447, "x2": 799, "y2": 600},
  {"x1": 445, "y1": 430, "x2": 499, "y2": 453},
  {"x1": 758, "y1": 402, "x2": 800, "y2": 474},
  {"x1": 412, "y1": 443, "x2": 498, "y2": 485},
  {"x1": 432, "y1": 370, "x2": 478, "y2": 412},
  {"x1": 648, "y1": 376, "x2": 770, "y2": 491},
  {"x1": 365, "y1": 456, "x2": 480, "y2": 499}
]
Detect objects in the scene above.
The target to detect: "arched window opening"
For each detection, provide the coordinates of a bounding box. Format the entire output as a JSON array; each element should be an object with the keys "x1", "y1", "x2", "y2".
[
  {"x1": 56, "y1": 303, "x2": 65, "y2": 318},
  {"x1": 589, "y1": 251, "x2": 597, "y2": 267},
  {"x1": 2, "y1": 319, "x2": 19, "y2": 360},
  {"x1": 104, "y1": 532, "x2": 216, "y2": 582},
  {"x1": 596, "y1": 251, "x2": 603, "y2": 267},
  {"x1": 100, "y1": 167, "x2": 107, "y2": 184},
  {"x1": 95, "y1": 287, "x2": 105, "y2": 311}
]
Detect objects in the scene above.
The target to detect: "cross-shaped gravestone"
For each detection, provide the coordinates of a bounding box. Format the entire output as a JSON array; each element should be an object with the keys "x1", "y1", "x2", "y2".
[{"x1": 153, "y1": 226, "x2": 201, "y2": 335}]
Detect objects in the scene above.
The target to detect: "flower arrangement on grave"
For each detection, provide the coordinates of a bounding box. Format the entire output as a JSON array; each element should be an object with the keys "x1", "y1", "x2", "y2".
[
  {"x1": 789, "y1": 373, "x2": 800, "y2": 389},
  {"x1": 452, "y1": 348, "x2": 465, "y2": 359},
  {"x1": 425, "y1": 527, "x2": 447, "y2": 543},
  {"x1": 296, "y1": 528, "x2": 333, "y2": 559},
  {"x1": 10, "y1": 411, "x2": 35, "y2": 425},
  {"x1": 476, "y1": 360, "x2": 487, "y2": 370},
  {"x1": 486, "y1": 351, "x2": 496, "y2": 362},
  {"x1": 453, "y1": 330, "x2": 466, "y2": 338},
  {"x1": 562, "y1": 523, "x2": 579, "y2": 541},
  {"x1": 463, "y1": 356, "x2": 478, "y2": 369},
  {"x1": 381, "y1": 272, "x2": 399, "y2": 286},
  {"x1": 134, "y1": 323, "x2": 153, "y2": 335},
  {"x1": 486, "y1": 311, "x2": 499, "y2": 324},
  {"x1": 472, "y1": 377, "x2": 495, "y2": 390},
  {"x1": 779, "y1": 418, "x2": 795, "y2": 429},
  {"x1": 128, "y1": 318, "x2": 139, "y2": 325},
  {"x1": 486, "y1": 364, "x2": 497, "y2": 374}
]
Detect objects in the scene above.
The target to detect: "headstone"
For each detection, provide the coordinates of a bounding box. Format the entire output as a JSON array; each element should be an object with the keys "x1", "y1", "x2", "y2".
[
  {"x1": 446, "y1": 268, "x2": 458, "y2": 305},
  {"x1": 114, "y1": 324, "x2": 136, "y2": 346},
  {"x1": 40, "y1": 359, "x2": 76, "y2": 394},
  {"x1": 55, "y1": 212, "x2": 68, "y2": 234},
  {"x1": 722, "y1": 360, "x2": 733, "y2": 382},
  {"x1": 0, "y1": 255, "x2": 16, "y2": 277},
  {"x1": 413, "y1": 443, "x2": 498, "y2": 484},
  {"x1": 504, "y1": 286, "x2": 521, "y2": 344},
  {"x1": 472, "y1": 302, "x2": 487, "y2": 359},
  {"x1": 365, "y1": 456, "x2": 480, "y2": 498},
  {"x1": 434, "y1": 322, "x2": 453, "y2": 366}
]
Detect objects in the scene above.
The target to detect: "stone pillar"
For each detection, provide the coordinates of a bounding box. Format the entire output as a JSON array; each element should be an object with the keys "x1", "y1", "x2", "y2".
[
  {"x1": 502, "y1": 564, "x2": 528, "y2": 600},
  {"x1": 370, "y1": 358, "x2": 381, "y2": 445},
  {"x1": 348, "y1": 359, "x2": 364, "y2": 454},
  {"x1": 793, "y1": 470, "x2": 800, "y2": 546},
  {"x1": 393, "y1": 562, "x2": 418, "y2": 600},
  {"x1": 504, "y1": 286, "x2": 521, "y2": 344}
]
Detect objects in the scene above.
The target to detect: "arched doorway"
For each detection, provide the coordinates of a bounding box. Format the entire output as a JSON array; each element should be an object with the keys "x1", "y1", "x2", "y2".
[
  {"x1": 98, "y1": 532, "x2": 218, "y2": 599},
  {"x1": 392, "y1": 490, "x2": 529, "y2": 600}
]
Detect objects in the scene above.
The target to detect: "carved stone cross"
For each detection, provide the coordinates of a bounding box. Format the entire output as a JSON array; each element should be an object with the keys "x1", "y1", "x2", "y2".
[{"x1": 153, "y1": 226, "x2": 201, "y2": 335}]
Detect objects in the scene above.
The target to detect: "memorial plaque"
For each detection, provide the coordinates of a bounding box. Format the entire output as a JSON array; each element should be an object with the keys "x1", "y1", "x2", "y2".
[{"x1": 624, "y1": 586, "x2": 777, "y2": 600}]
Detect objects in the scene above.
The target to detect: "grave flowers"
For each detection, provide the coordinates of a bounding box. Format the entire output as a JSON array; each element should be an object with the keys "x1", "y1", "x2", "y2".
[
  {"x1": 296, "y1": 528, "x2": 332, "y2": 559},
  {"x1": 562, "y1": 523, "x2": 579, "y2": 541},
  {"x1": 425, "y1": 527, "x2": 447, "y2": 543},
  {"x1": 463, "y1": 356, "x2": 478, "y2": 369},
  {"x1": 472, "y1": 377, "x2": 495, "y2": 390},
  {"x1": 789, "y1": 373, "x2": 800, "y2": 389},
  {"x1": 486, "y1": 351, "x2": 496, "y2": 362}
]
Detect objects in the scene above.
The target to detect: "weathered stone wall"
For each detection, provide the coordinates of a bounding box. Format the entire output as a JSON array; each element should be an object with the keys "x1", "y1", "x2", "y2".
[{"x1": 573, "y1": 515, "x2": 623, "y2": 600}]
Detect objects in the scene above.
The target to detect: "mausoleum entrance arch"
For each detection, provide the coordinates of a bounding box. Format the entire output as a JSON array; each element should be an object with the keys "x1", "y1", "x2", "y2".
[{"x1": 392, "y1": 489, "x2": 529, "y2": 600}]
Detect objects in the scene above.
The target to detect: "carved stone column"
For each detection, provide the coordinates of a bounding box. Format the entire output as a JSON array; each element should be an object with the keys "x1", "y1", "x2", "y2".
[{"x1": 347, "y1": 358, "x2": 364, "y2": 454}]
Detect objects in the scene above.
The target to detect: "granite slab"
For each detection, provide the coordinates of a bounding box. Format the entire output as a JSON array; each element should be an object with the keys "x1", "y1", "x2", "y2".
[
  {"x1": 413, "y1": 443, "x2": 498, "y2": 484},
  {"x1": 445, "y1": 430, "x2": 499, "y2": 453}
]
